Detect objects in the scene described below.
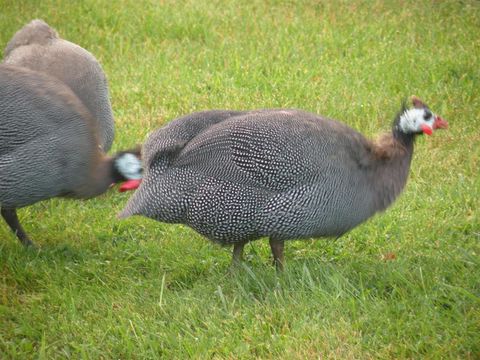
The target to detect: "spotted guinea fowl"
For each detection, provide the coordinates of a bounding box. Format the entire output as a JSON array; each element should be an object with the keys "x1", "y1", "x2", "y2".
[
  {"x1": 3, "y1": 19, "x2": 114, "y2": 152},
  {"x1": 0, "y1": 65, "x2": 142, "y2": 247},
  {"x1": 119, "y1": 97, "x2": 447, "y2": 269}
]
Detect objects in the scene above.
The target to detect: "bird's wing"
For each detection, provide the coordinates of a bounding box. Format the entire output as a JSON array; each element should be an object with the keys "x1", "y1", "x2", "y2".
[
  {"x1": 172, "y1": 110, "x2": 362, "y2": 191},
  {"x1": 143, "y1": 110, "x2": 249, "y2": 169}
]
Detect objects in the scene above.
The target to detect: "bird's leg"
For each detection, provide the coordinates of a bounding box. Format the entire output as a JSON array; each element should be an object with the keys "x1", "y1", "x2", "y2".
[
  {"x1": 1, "y1": 208, "x2": 34, "y2": 247},
  {"x1": 231, "y1": 241, "x2": 246, "y2": 266},
  {"x1": 269, "y1": 238, "x2": 285, "y2": 271}
]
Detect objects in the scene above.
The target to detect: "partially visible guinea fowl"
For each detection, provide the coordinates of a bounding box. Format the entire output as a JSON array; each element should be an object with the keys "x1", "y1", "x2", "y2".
[
  {"x1": 3, "y1": 19, "x2": 114, "y2": 152},
  {"x1": 119, "y1": 97, "x2": 448, "y2": 269},
  {"x1": 0, "y1": 65, "x2": 142, "y2": 247}
]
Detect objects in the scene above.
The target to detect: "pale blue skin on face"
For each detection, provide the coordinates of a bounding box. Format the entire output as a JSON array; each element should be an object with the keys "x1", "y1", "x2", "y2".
[
  {"x1": 116, "y1": 153, "x2": 142, "y2": 180},
  {"x1": 398, "y1": 108, "x2": 437, "y2": 134}
]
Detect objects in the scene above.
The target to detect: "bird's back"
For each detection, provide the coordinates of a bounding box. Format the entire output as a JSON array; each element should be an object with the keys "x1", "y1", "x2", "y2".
[
  {"x1": 175, "y1": 110, "x2": 368, "y2": 187},
  {"x1": 3, "y1": 20, "x2": 115, "y2": 152},
  {"x1": 0, "y1": 65, "x2": 100, "y2": 208}
]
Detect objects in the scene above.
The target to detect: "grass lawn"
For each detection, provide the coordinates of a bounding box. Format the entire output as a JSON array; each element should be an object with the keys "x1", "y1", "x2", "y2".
[{"x1": 0, "y1": 0, "x2": 479, "y2": 358}]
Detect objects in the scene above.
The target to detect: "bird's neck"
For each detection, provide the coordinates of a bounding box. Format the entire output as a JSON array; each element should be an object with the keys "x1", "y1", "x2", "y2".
[
  {"x1": 369, "y1": 129, "x2": 415, "y2": 212},
  {"x1": 74, "y1": 156, "x2": 123, "y2": 199}
]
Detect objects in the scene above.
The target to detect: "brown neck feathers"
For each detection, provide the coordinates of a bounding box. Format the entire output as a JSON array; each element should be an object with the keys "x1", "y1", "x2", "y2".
[
  {"x1": 371, "y1": 132, "x2": 409, "y2": 160},
  {"x1": 368, "y1": 132, "x2": 415, "y2": 212}
]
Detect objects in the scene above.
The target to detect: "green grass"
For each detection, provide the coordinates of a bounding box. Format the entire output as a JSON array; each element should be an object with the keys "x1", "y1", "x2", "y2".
[{"x1": 1, "y1": 0, "x2": 479, "y2": 358}]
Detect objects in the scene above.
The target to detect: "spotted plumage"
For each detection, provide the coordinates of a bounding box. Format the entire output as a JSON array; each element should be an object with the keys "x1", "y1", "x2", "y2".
[
  {"x1": 120, "y1": 98, "x2": 447, "y2": 269},
  {"x1": 0, "y1": 65, "x2": 141, "y2": 246},
  {"x1": 3, "y1": 19, "x2": 115, "y2": 152}
]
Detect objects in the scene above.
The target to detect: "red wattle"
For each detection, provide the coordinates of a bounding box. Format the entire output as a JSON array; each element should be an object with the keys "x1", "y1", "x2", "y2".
[
  {"x1": 420, "y1": 124, "x2": 433, "y2": 135},
  {"x1": 119, "y1": 179, "x2": 142, "y2": 192}
]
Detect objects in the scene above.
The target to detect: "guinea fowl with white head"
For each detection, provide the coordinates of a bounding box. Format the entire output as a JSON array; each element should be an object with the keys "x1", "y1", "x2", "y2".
[
  {"x1": 0, "y1": 65, "x2": 142, "y2": 247},
  {"x1": 3, "y1": 19, "x2": 115, "y2": 152},
  {"x1": 119, "y1": 97, "x2": 447, "y2": 269}
]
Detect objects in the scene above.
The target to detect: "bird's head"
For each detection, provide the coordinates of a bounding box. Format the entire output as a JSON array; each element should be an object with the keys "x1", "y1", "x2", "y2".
[
  {"x1": 112, "y1": 148, "x2": 143, "y2": 191},
  {"x1": 396, "y1": 96, "x2": 448, "y2": 136}
]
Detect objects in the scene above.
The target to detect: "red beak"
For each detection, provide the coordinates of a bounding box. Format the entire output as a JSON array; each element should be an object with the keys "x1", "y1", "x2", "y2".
[
  {"x1": 119, "y1": 179, "x2": 142, "y2": 192},
  {"x1": 433, "y1": 116, "x2": 448, "y2": 130}
]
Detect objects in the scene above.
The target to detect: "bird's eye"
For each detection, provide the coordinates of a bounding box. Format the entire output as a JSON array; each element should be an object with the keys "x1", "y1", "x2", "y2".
[{"x1": 423, "y1": 109, "x2": 433, "y2": 120}]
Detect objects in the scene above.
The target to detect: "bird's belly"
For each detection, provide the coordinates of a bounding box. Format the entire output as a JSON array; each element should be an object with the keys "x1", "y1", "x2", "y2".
[
  {"x1": 260, "y1": 183, "x2": 375, "y2": 240},
  {"x1": 186, "y1": 177, "x2": 268, "y2": 244}
]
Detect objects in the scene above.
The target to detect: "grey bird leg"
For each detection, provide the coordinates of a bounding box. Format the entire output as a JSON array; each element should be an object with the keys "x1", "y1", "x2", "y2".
[
  {"x1": 1, "y1": 208, "x2": 34, "y2": 247},
  {"x1": 269, "y1": 238, "x2": 285, "y2": 271},
  {"x1": 232, "y1": 241, "x2": 246, "y2": 266}
]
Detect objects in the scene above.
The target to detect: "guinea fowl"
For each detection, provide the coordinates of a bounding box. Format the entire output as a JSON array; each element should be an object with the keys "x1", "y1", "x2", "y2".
[
  {"x1": 3, "y1": 19, "x2": 115, "y2": 152},
  {"x1": 119, "y1": 97, "x2": 447, "y2": 269},
  {"x1": 0, "y1": 65, "x2": 142, "y2": 247}
]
